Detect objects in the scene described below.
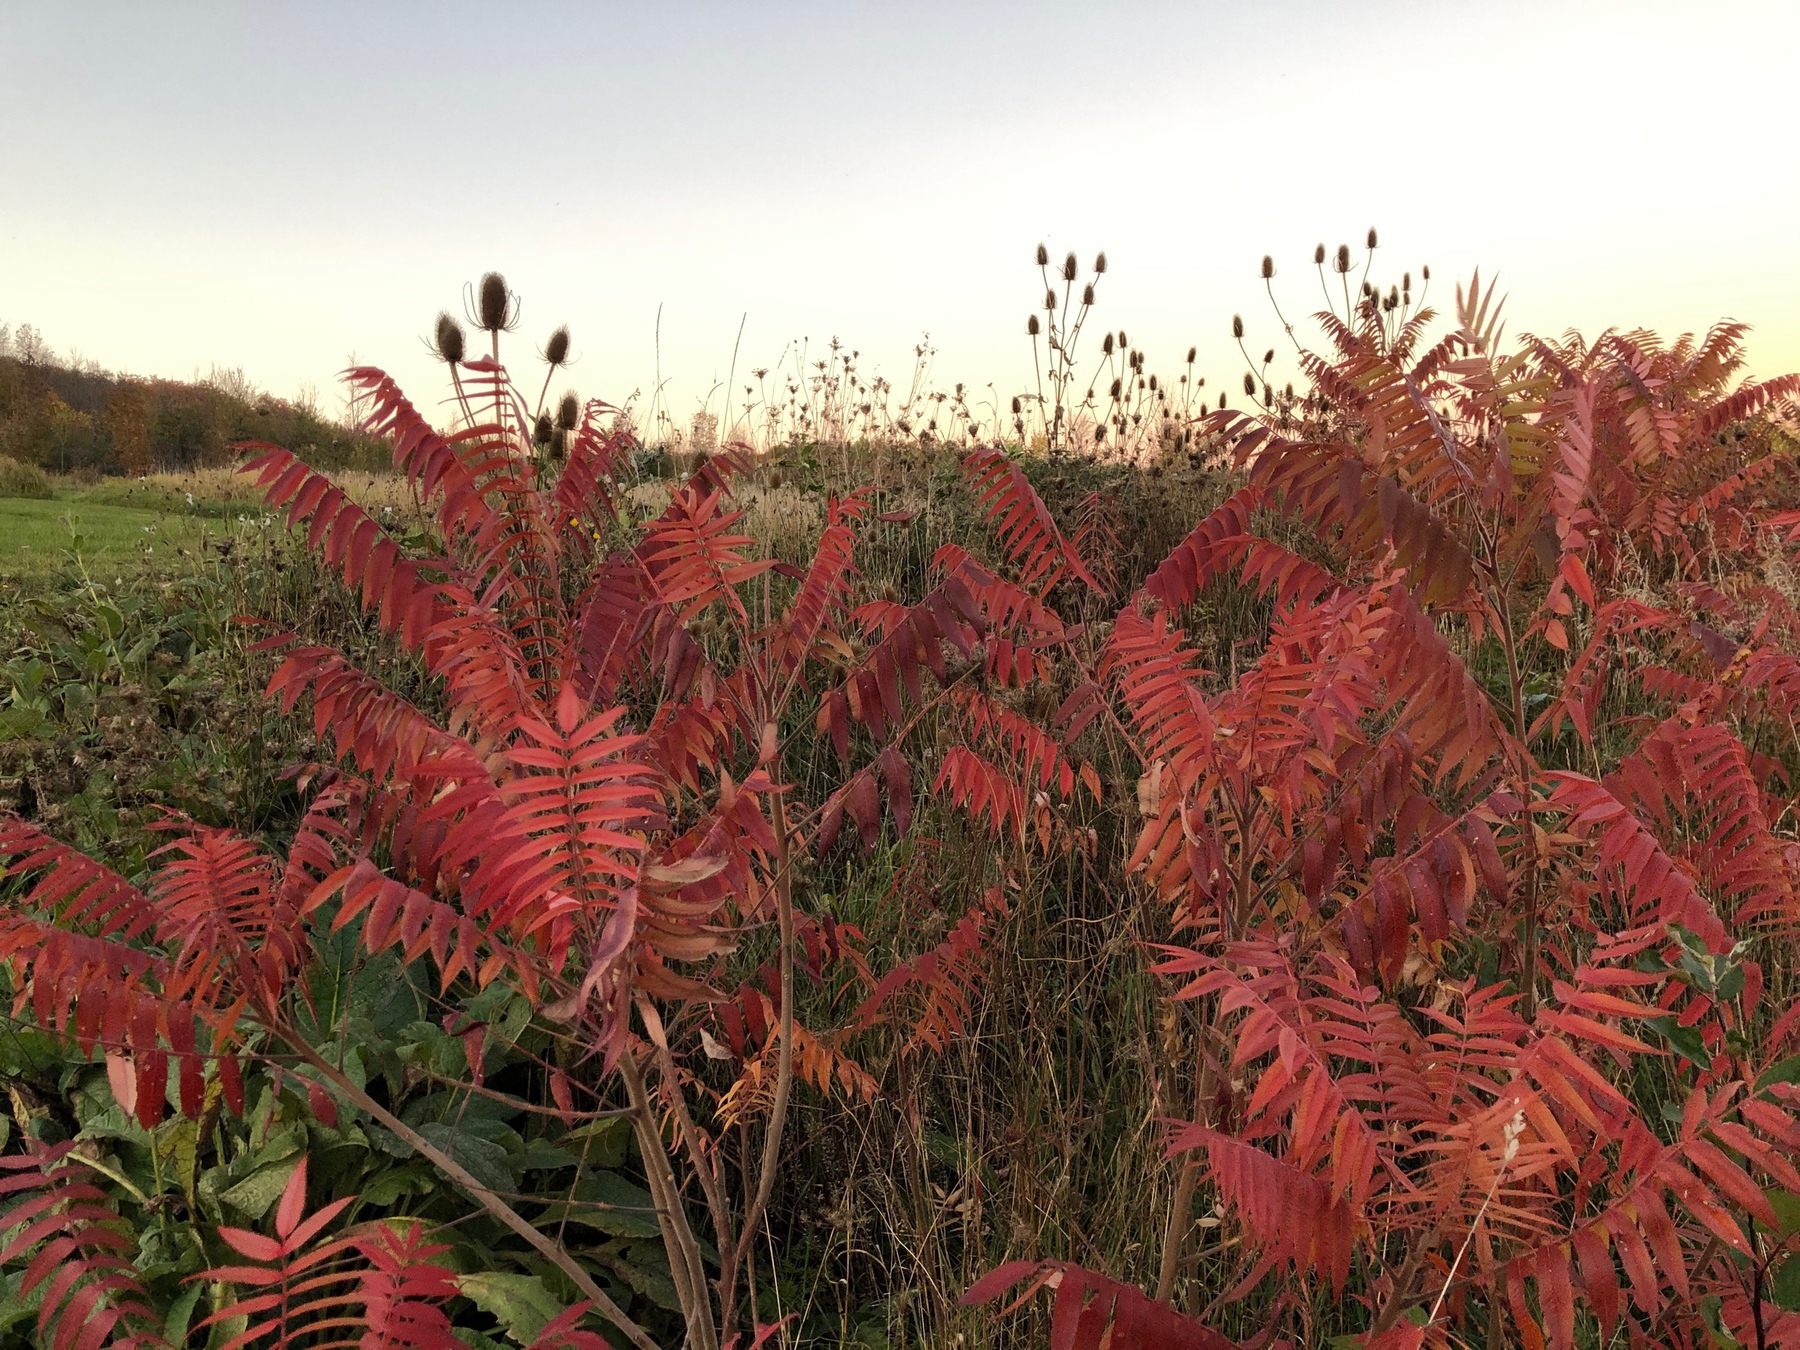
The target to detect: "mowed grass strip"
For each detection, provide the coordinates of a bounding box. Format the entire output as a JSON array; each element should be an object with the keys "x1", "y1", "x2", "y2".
[
  {"x1": 0, "y1": 469, "x2": 424, "y2": 581},
  {"x1": 0, "y1": 494, "x2": 221, "y2": 580}
]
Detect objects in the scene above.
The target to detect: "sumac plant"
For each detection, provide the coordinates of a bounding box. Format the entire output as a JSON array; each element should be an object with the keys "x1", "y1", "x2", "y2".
[
  {"x1": 0, "y1": 283, "x2": 1084, "y2": 1348},
  {"x1": 960, "y1": 282, "x2": 1800, "y2": 1347}
]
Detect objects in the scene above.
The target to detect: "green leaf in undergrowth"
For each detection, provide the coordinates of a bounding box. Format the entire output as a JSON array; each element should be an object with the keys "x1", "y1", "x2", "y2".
[
  {"x1": 1762, "y1": 1189, "x2": 1800, "y2": 1241},
  {"x1": 559, "y1": 1115, "x2": 630, "y2": 1170},
  {"x1": 1773, "y1": 1254, "x2": 1800, "y2": 1312},
  {"x1": 219, "y1": 1155, "x2": 302, "y2": 1221},
  {"x1": 534, "y1": 1170, "x2": 661, "y2": 1238},
  {"x1": 1647, "y1": 1015, "x2": 1713, "y2": 1072},
  {"x1": 416, "y1": 1122, "x2": 516, "y2": 1193},
  {"x1": 456, "y1": 1272, "x2": 565, "y2": 1346},
  {"x1": 514, "y1": 1137, "x2": 580, "y2": 1172},
  {"x1": 595, "y1": 1238, "x2": 681, "y2": 1312},
  {"x1": 359, "y1": 1160, "x2": 438, "y2": 1206},
  {"x1": 1757, "y1": 1056, "x2": 1800, "y2": 1096},
  {"x1": 1699, "y1": 1293, "x2": 1743, "y2": 1347},
  {"x1": 163, "y1": 1284, "x2": 205, "y2": 1348}
]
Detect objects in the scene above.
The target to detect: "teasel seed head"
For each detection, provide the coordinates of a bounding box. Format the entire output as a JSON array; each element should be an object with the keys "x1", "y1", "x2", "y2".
[
  {"x1": 1102, "y1": 332, "x2": 1115, "y2": 356},
  {"x1": 1094, "y1": 251, "x2": 1107, "y2": 274},
  {"x1": 557, "y1": 392, "x2": 580, "y2": 431},
  {"x1": 478, "y1": 271, "x2": 512, "y2": 332},
  {"x1": 544, "y1": 325, "x2": 571, "y2": 366},
  {"x1": 1011, "y1": 395, "x2": 1022, "y2": 415},
  {"x1": 1082, "y1": 283, "x2": 1095, "y2": 306},
  {"x1": 1027, "y1": 314, "x2": 1041, "y2": 336},
  {"x1": 434, "y1": 312, "x2": 466, "y2": 365},
  {"x1": 1263, "y1": 382, "x2": 1273, "y2": 404},
  {"x1": 1036, "y1": 242, "x2": 1049, "y2": 266},
  {"x1": 1403, "y1": 271, "x2": 1412, "y2": 291},
  {"x1": 1314, "y1": 243, "x2": 1327, "y2": 265},
  {"x1": 1335, "y1": 245, "x2": 1351, "y2": 274},
  {"x1": 1149, "y1": 374, "x2": 1158, "y2": 392},
  {"x1": 1366, "y1": 227, "x2": 1378, "y2": 249},
  {"x1": 1243, "y1": 373, "x2": 1257, "y2": 396},
  {"x1": 1232, "y1": 314, "x2": 1244, "y2": 339},
  {"x1": 1063, "y1": 251, "x2": 1078, "y2": 282},
  {"x1": 1422, "y1": 264, "x2": 1430, "y2": 281},
  {"x1": 1219, "y1": 392, "x2": 1228, "y2": 410},
  {"x1": 1118, "y1": 329, "x2": 1128, "y2": 346},
  {"x1": 534, "y1": 412, "x2": 553, "y2": 446},
  {"x1": 1261, "y1": 255, "x2": 1275, "y2": 280},
  {"x1": 1109, "y1": 377, "x2": 1123, "y2": 399},
  {"x1": 1045, "y1": 289, "x2": 1057, "y2": 310}
]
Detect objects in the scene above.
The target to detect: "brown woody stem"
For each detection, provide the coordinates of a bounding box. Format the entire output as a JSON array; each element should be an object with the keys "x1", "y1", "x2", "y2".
[
  {"x1": 726, "y1": 791, "x2": 797, "y2": 1320},
  {"x1": 620, "y1": 1052, "x2": 717, "y2": 1350}
]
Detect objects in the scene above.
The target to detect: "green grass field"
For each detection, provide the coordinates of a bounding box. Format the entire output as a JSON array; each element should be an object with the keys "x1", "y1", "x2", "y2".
[
  {"x1": 0, "y1": 470, "x2": 419, "y2": 582},
  {"x1": 0, "y1": 493, "x2": 225, "y2": 581}
]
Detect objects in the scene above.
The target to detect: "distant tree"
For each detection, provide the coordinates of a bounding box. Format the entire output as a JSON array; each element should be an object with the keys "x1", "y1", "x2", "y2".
[{"x1": 108, "y1": 378, "x2": 153, "y2": 475}]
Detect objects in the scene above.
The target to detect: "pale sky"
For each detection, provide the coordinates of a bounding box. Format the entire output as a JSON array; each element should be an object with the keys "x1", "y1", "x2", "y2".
[{"x1": 3, "y1": 1, "x2": 1797, "y2": 431}]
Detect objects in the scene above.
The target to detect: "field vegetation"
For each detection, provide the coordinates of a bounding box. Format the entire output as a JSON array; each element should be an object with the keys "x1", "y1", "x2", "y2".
[{"x1": 1, "y1": 246, "x2": 1799, "y2": 1350}]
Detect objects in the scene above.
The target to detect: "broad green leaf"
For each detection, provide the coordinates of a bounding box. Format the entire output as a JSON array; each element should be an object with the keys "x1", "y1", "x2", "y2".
[
  {"x1": 1764, "y1": 1189, "x2": 1800, "y2": 1239},
  {"x1": 1774, "y1": 1255, "x2": 1800, "y2": 1312},
  {"x1": 560, "y1": 1116, "x2": 629, "y2": 1169},
  {"x1": 456, "y1": 1272, "x2": 564, "y2": 1345},
  {"x1": 1647, "y1": 1016, "x2": 1712, "y2": 1072},
  {"x1": 219, "y1": 1157, "x2": 302, "y2": 1221},
  {"x1": 1757, "y1": 1055, "x2": 1800, "y2": 1094},
  {"x1": 416, "y1": 1123, "x2": 515, "y2": 1193},
  {"x1": 534, "y1": 1170, "x2": 660, "y2": 1238},
  {"x1": 607, "y1": 1240, "x2": 681, "y2": 1311}
]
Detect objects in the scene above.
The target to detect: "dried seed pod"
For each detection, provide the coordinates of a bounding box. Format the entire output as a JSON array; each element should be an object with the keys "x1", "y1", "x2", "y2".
[
  {"x1": 1314, "y1": 243, "x2": 1326, "y2": 265},
  {"x1": 434, "y1": 312, "x2": 466, "y2": 365},
  {"x1": 478, "y1": 272, "x2": 512, "y2": 331},
  {"x1": 1082, "y1": 283, "x2": 1095, "y2": 305},
  {"x1": 1263, "y1": 349, "x2": 1274, "y2": 365},
  {"x1": 1366, "y1": 227, "x2": 1378, "y2": 249},
  {"x1": 1232, "y1": 314, "x2": 1244, "y2": 339},
  {"x1": 1243, "y1": 373, "x2": 1256, "y2": 396},
  {"x1": 1036, "y1": 242, "x2": 1049, "y2": 266},
  {"x1": 1118, "y1": 329, "x2": 1128, "y2": 346},
  {"x1": 1422, "y1": 264, "x2": 1430, "y2": 281},
  {"x1": 1103, "y1": 332, "x2": 1115, "y2": 356},
  {"x1": 544, "y1": 325, "x2": 570, "y2": 366},
  {"x1": 1027, "y1": 314, "x2": 1040, "y2": 336},
  {"x1": 557, "y1": 392, "x2": 580, "y2": 430},
  {"x1": 1045, "y1": 289, "x2": 1057, "y2": 310},
  {"x1": 1261, "y1": 255, "x2": 1275, "y2": 280},
  {"x1": 1186, "y1": 346, "x2": 1196, "y2": 364},
  {"x1": 1093, "y1": 251, "x2": 1107, "y2": 274},
  {"x1": 1109, "y1": 377, "x2": 1123, "y2": 399},
  {"x1": 1335, "y1": 244, "x2": 1351, "y2": 274},
  {"x1": 1149, "y1": 375, "x2": 1158, "y2": 392},
  {"x1": 1011, "y1": 395, "x2": 1022, "y2": 414},
  {"x1": 534, "y1": 412, "x2": 553, "y2": 445},
  {"x1": 1063, "y1": 251, "x2": 1078, "y2": 282}
]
